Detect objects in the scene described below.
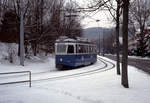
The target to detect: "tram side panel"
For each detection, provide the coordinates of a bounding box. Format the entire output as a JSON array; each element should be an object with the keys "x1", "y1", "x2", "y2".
[
  {"x1": 75, "y1": 54, "x2": 96, "y2": 66},
  {"x1": 56, "y1": 54, "x2": 76, "y2": 67},
  {"x1": 56, "y1": 53, "x2": 97, "y2": 68}
]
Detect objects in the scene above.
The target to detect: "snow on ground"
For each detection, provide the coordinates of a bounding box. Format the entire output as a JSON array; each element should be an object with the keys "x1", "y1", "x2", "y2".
[
  {"x1": 0, "y1": 55, "x2": 150, "y2": 103},
  {"x1": 106, "y1": 54, "x2": 150, "y2": 60},
  {"x1": 0, "y1": 55, "x2": 55, "y2": 73},
  {"x1": 0, "y1": 42, "x2": 56, "y2": 73},
  {"x1": 0, "y1": 57, "x2": 104, "y2": 84},
  {"x1": 128, "y1": 55, "x2": 150, "y2": 60}
]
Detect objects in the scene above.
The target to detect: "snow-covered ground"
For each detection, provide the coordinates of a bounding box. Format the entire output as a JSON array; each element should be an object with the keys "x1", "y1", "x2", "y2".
[
  {"x1": 106, "y1": 54, "x2": 150, "y2": 60},
  {"x1": 128, "y1": 55, "x2": 150, "y2": 60},
  {"x1": 0, "y1": 55, "x2": 150, "y2": 103},
  {"x1": 0, "y1": 56, "x2": 105, "y2": 84}
]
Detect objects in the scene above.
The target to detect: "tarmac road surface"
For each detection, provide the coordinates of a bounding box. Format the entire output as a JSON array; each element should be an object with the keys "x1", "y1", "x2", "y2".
[{"x1": 105, "y1": 55, "x2": 150, "y2": 75}]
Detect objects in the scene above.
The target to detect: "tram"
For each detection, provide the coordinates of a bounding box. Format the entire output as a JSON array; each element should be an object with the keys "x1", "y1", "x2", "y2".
[{"x1": 55, "y1": 36, "x2": 97, "y2": 68}]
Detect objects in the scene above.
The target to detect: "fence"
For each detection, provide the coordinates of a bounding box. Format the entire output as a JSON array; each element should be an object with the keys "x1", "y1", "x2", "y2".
[{"x1": 0, "y1": 71, "x2": 31, "y2": 87}]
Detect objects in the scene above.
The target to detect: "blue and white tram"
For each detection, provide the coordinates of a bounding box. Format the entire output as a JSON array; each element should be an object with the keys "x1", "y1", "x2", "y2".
[{"x1": 55, "y1": 37, "x2": 97, "y2": 68}]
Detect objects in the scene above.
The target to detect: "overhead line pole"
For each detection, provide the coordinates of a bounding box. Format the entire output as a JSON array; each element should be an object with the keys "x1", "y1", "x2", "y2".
[
  {"x1": 20, "y1": 0, "x2": 25, "y2": 66},
  {"x1": 96, "y1": 20, "x2": 101, "y2": 55},
  {"x1": 102, "y1": 27, "x2": 104, "y2": 56}
]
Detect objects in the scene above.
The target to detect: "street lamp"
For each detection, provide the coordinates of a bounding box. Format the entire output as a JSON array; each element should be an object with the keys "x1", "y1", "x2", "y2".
[
  {"x1": 102, "y1": 27, "x2": 104, "y2": 56},
  {"x1": 96, "y1": 20, "x2": 101, "y2": 55},
  {"x1": 96, "y1": 19, "x2": 105, "y2": 56},
  {"x1": 20, "y1": 0, "x2": 25, "y2": 66}
]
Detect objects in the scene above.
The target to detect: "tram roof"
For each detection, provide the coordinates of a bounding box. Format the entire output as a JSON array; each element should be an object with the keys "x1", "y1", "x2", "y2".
[{"x1": 56, "y1": 38, "x2": 95, "y2": 44}]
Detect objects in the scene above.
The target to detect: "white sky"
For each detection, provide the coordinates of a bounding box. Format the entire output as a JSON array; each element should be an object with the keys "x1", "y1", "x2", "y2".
[
  {"x1": 81, "y1": 11, "x2": 115, "y2": 28},
  {"x1": 74, "y1": 0, "x2": 116, "y2": 28}
]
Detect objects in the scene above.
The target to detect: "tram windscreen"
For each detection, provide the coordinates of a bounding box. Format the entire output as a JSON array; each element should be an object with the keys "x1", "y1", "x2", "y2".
[{"x1": 57, "y1": 44, "x2": 67, "y2": 53}]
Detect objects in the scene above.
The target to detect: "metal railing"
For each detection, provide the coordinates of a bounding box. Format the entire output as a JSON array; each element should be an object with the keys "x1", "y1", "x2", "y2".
[{"x1": 0, "y1": 71, "x2": 31, "y2": 87}]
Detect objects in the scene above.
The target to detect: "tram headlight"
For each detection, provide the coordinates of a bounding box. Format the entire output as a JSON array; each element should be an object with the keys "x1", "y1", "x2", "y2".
[{"x1": 60, "y1": 58, "x2": 63, "y2": 62}]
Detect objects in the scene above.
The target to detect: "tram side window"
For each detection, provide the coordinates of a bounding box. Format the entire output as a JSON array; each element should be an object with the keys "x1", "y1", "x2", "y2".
[
  {"x1": 81, "y1": 45, "x2": 86, "y2": 53},
  {"x1": 76, "y1": 44, "x2": 88, "y2": 53},
  {"x1": 76, "y1": 45, "x2": 80, "y2": 53},
  {"x1": 67, "y1": 45, "x2": 74, "y2": 54},
  {"x1": 82, "y1": 45, "x2": 86, "y2": 53},
  {"x1": 93, "y1": 46, "x2": 96, "y2": 53},
  {"x1": 86, "y1": 45, "x2": 89, "y2": 53},
  {"x1": 77, "y1": 45, "x2": 83, "y2": 53},
  {"x1": 94, "y1": 46, "x2": 97, "y2": 53},
  {"x1": 89, "y1": 46, "x2": 93, "y2": 53},
  {"x1": 89, "y1": 45, "x2": 96, "y2": 53}
]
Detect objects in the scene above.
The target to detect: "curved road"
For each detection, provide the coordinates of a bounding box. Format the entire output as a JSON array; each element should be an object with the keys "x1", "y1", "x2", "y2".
[{"x1": 105, "y1": 55, "x2": 150, "y2": 75}]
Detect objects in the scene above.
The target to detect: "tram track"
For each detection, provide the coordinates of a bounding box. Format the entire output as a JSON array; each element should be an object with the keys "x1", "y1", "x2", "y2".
[
  {"x1": 0, "y1": 56, "x2": 115, "y2": 86},
  {"x1": 31, "y1": 56, "x2": 115, "y2": 83}
]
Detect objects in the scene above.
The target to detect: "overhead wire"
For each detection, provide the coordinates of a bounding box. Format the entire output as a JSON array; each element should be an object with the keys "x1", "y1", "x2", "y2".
[
  {"x1": 71, "y1": 0, "x2": 113, "y2": 26},
  {"x1": 71, "y1": 0, "x2": 99, "y2": 21}
]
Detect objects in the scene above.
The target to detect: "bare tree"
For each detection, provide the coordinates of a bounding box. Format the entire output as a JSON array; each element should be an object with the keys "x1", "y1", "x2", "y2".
[
  {"x1": 30, "y1": 0, "x2": 44, "y2": 56},
  {"x1": 64, "y1": 2, "x2": 82, "y2": 38},
  {"x1": 105, "y1": 0, "x2": 122, "y2": 75},
  {"x1": 103, "y1": 29, "x2": 116, "y2": 54},
  {"x1": 0, "y1": 0, "x2": 1, "y2": 18},
  {"x1": 122, "y1": 0, "x2": 129, "y2": 88},
  {"x1": 87, "y1": 0, "x2": 121, "y2": 75},
  {"x1": 129, "y1": 0, "x2": 150, "y2": 57},
  {"x1": 115, "y1": 0, "x2": 121, "y2": 75}
]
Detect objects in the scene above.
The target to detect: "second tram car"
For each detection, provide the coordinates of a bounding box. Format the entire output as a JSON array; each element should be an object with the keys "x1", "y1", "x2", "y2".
[{"x1": 55, "y1": 36, "x2": 97, "y2": 68}]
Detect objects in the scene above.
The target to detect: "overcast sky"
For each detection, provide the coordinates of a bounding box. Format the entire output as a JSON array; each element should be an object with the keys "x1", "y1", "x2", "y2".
[
  {"x1": 74, "y1": 0, "x2": 115, "y2": 28},
  {"x1": 81, "y1": 11, "x2": 115, "y2": 28}
]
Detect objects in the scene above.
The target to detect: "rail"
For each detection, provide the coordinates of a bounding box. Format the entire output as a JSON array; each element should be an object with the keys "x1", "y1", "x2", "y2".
[
  {"x1": 0, "y1": 71, "x2": 31, "y2": 87},
  {"x1": 32, "y1": 57, "x2": 115, "y2": 83}
]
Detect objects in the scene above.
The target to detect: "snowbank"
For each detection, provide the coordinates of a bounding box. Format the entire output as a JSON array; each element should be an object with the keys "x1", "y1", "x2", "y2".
[
  {"x1": 0, "y1": 42, "x2": 56, "y2": 73},
  {"x1": 0, "y1": 42, "x2": 19, "y2": 64}
]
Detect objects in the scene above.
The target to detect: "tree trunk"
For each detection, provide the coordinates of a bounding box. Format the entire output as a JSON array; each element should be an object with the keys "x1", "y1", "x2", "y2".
[
  {"x1": 18, "y1": 43, "x2": 20, "y2": 56},
  {"x1": 116, "y1": 0, "x2": 121, "y2": 75},
  {"x1": 34, "y1": 42, "x2": 37, "y2": 56},
  {"x1": 18, "y1": 24, "x2": 20, "y2": 56},
  {"x1": 140, "y1": 28, "x2": 145, "y2": 57},
  {"x1": 121, "y1": 0, "x2": 129, "y2": 88}
]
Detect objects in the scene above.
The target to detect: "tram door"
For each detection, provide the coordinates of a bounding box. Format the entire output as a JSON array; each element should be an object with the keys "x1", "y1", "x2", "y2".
[{"x1": 67, "y1": 45, "x2": 74, "y2": 54}]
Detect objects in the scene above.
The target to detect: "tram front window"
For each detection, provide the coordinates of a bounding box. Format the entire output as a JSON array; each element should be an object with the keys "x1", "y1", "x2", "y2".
[
  {"x1": 67, "y1": 45, "x2": 74, "y2": 54},
  {"x1": 57, "y1": 44, "x2": 66, "y2": 54}
]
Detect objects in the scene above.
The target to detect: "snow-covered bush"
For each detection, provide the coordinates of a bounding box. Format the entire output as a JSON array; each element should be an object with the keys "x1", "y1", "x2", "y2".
[
  {"x1": 0, "y1": 42, "x2": 53, "y2": 65},
  {"x1": 0, "y1": 43, "x2": 19, "y2": 64}
]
